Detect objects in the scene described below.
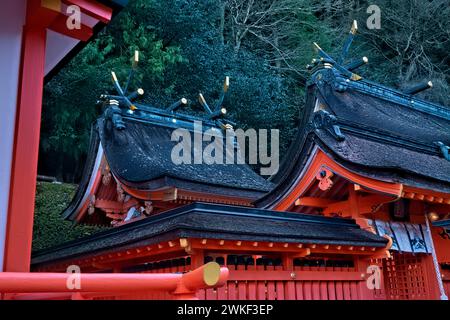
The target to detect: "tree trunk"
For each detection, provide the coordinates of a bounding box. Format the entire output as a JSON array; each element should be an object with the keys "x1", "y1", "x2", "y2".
[{"x1": 274, "y1": 31, "x2": 281, "y2": 70}]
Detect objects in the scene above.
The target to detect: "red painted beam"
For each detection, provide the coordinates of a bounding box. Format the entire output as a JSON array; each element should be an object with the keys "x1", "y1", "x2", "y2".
[
  {"x1": 63, "y1": 0, "x2": 113, "y2": 23},
  {"x1": 294, "y1": 197, "x2": 335, "y2": 207},
  {"x1": 27, "y1": 0, "x2": 60, "y2": 27},
  {"x1": 3, "y1": 24, "x2": 47, "y2": 272},
  {"x1": 1, "y1": 273, "x2": 179, "y2": 293},
  {"x1": 48, "y1": 14, "x2": 93, "y2": 41},
  {"x1": 0, "y1": 263, "x2": 228, "y2": 300}
]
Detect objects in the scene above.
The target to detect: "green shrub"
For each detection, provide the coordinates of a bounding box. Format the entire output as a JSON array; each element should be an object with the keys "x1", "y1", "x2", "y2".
[{"x1": 32, "y1": 182, "x2": 104, "y2": 251}]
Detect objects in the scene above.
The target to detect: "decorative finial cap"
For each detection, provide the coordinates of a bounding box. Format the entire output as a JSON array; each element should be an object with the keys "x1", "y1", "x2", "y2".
[
  {"x1": 111, "y1": 71, "x2": 118, "y2": 82},
  {"x1": 133, "y1": 50, "x2": 139, "y2": 68},
  {"x1": 351, "y1": 20, "x2": 358, "y2": 35},
  {"x1": 313, "y1": 42, "x2": 321, "y2": 52},
  {"x1": 223, "y1": 76, "x2": 230, "y2": 93},
  {"x1": 199, "y1": 93, "x2": 206, "y2": 106}
]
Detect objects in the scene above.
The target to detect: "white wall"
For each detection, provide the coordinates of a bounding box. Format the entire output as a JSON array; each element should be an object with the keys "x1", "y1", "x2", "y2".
[
  {"x1": 44, "y1": 10, "x2": 99, "y2": 75},
  {"x1": 45, "y1": 30, "x2": 79, "y2": 76},
  {"x1": 0, "y1": 0, "x2": 27, "y2": 271}
]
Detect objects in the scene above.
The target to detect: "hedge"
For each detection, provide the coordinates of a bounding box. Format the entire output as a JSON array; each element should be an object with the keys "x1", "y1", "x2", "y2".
[{"x1": 32, "y1": 182, "x2": 105, "y2": 251}]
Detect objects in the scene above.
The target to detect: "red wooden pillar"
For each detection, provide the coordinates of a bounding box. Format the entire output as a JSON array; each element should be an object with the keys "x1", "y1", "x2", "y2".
[
  {"x1": 1, "y1": 0, "x2": 111, "y2": 273},
  {"x1": 190, "y1": 251, "x2": 205, "y2": 299},
  {"x1": 190, "y1": 251, "x2": 205, "y2": 269},
  {"x1": 3, "y1": 20, "x2": 47, "y2": 271},
  {"x1": 356, "y1": 259, "x2": 372, "y2": 300},
  {"x1": 282, "y1": 254, "x2": 296, "y2": 300}
]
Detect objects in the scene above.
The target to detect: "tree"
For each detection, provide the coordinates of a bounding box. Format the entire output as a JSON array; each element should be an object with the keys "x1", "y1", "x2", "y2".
[
  {"x1": 40, "y1": 0, "x2": 449, "y2": 182},
  {"x1": 307, "y1": 0, "x2": 450, "y2": 105},
  {"x1": 41, "y1": 0, "x2": 185, "y2": 181}
]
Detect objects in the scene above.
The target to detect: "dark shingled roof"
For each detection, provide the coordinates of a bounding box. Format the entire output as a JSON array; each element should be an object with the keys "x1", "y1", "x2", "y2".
[
  {"x1": 317, "y1": 130, "x2": 450, "y2": 187},
  {"x1": 257, "y1": 67, "x2": 450, "y2": 207},
  {"x1": 317, "y1": 82, "x2": 450, "y2": 189},
  {"x1": 62, "y1": 112, "x2": 274, "y2": 220},
  {"x1": 33, "y1": 202, "x2": 388, "y2": 266},
  {"x1": 322, "y1": 86, "x2": 450, "y2": 146},
  {"x1": 98, "y1": 116, "x2": 273, "y2": 193}
]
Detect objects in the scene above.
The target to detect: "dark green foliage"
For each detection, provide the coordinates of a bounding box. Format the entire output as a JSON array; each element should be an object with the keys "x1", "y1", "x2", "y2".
[
  {"x1": 32, "y1": 182, "x2": 105, "y2": 251},
  {"x1": 40, "y1": 0, "x2": 449, "y2": 182},
  {"x1": 312, "y1": 0, "x2": 450, "y2": 105},
  {"x1": 36, "y1": 0, "x2": 449, "y2": 248},
  {"x1": 40, "y1": 0, "x2": 185, "y2": 181}
]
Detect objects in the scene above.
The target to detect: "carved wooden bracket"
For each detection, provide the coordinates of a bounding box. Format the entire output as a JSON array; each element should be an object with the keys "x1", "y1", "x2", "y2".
[
  {"x1": 116, "y1": 183, "x2": 125, "y2": 202},
  {"x1": 316, "y1": 168, "x2": 334, "y2": 191},
  {"x1": 88, "y1": 195, "x2": 96, "y2": 215},
  {"x1": 102, "y1": 163, "x2": 111, "y2": 186}
]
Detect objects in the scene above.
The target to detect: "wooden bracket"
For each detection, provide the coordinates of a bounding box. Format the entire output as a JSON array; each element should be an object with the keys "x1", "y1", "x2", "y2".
[{"x1": 316, "y1": 168, "x2": 334, "y2": 191}]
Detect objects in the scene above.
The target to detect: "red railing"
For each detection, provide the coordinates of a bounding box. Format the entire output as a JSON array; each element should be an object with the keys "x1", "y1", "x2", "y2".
[
  {"x1": 1, "y1": 262, "x2": 228, "y2": 300},
  {"x1": 198, "y1": 265, "x2": 364, "y2": 300},
  {"x1": 15, "y1": 257, "x2": 444, "y2": 300},
  {"x1": 110, "y1": 263, "x2": 368, "y2": 300}
]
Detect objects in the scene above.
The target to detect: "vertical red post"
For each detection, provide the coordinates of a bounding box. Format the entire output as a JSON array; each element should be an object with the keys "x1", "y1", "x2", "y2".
[
  {"x1": 3, "y1": 22, "x2": 47, "y2": 271},
  {"x1": 190, "y1": 251, "x2": 205, "y2": 269},
  {"x1": 282, "y1": 254, "x2": 296, "y2": 300}
]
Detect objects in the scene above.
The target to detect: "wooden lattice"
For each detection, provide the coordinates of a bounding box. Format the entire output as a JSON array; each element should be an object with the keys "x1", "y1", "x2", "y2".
[{"x1": 383, "y1": 252, "x2": 429, "y2": 300}]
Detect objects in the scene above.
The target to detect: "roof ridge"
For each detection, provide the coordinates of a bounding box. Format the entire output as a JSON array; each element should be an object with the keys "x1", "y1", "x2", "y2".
[
  {"x1": 307, "y1": 21, "x2": 449, "y2": 122},
  {"x1": 335, "y1": 118, "x2": 442, "y2": 155},
  {"x1": 346, "y1": 78, "x2": 450, "y2": 121},
  {"x1": 309, "y1": 67, "x2": 450, "y2": 122}
]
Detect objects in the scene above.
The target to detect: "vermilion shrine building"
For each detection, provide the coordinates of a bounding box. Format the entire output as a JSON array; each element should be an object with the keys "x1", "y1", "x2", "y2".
[{"x1": 0, "y1": 1, "x2": 449, "y2": 300}]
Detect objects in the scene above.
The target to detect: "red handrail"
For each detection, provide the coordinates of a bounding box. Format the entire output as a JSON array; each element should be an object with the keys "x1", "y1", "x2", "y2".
[{"x1": 0, "y1": 262, "x2": 228, "y2": 300}]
